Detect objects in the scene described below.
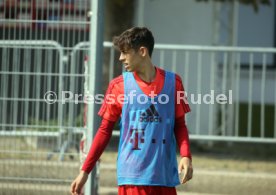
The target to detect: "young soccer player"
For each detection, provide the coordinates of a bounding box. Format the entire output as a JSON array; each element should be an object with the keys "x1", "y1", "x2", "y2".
[{"x1": 71, "y1": 27, "x2": 193, "y2": 195}]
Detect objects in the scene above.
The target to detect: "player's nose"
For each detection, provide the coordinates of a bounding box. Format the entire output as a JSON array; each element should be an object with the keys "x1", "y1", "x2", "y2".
[{"x1": 119, "y1": 53, "x2": 125, "y2": 61}]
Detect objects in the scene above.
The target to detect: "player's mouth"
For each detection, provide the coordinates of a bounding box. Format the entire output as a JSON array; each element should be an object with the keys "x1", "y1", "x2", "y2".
[{"x1": 124, "y1": 63, "x2": 130, "y2": 70}]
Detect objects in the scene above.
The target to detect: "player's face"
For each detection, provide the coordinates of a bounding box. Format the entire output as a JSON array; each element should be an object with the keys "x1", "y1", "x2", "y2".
[{"x1": 119, "y1": 49, "x2": 143, "y2": 72}]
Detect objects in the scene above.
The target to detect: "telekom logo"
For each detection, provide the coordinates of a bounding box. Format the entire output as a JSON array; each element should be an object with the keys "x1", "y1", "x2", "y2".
[
  {"x1": 128, "y1": 128, "x2": 166, "y2": 150},
  {"x1": 129, "y1": 129, "x2": 145, "y2": 150}
]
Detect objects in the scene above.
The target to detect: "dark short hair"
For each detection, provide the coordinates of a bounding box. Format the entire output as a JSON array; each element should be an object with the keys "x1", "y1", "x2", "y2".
[{"x1": 113, "y1": 27, "x2": 155, "y2": 57}]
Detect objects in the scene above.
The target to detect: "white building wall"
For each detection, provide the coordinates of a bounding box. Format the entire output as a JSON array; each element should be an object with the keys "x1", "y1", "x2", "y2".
[
  {"x1": 135, "y1": 0, "x2": 214, "y2": 45},
  {"x1": 238, "y1": 1, "x2": 274, "y2": 48}
]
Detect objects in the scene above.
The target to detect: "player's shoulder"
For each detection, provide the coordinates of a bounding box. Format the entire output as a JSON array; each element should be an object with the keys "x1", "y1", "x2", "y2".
[
  {"x1": 175, "y1": 73, "x2": 183, "y2": 84},
  {"x1": 107, "y1": 75, "x2": 124, "y2": 93},
  {"x1": 156, "y1": 66, "x2": 166, "y2": 77},
  {"x1": 156, "y1": 66, "x2": 183, "y2": 86},
  {"x1": 109, "y1": 75, "x2": 123, "y2": 86},
  {"x1": 157, "y1": 66, "x2": 180, "y2": 77},
  {"x1": 162, "y1": 68, "x2": 183, "y2": 82}
]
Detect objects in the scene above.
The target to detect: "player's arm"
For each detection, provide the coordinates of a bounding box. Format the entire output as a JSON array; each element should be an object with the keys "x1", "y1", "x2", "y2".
[
  {"x1": 81, "y1": 118, "x2": 116, "y2": 173},
  {"x1": 174, "y1": 117, "x2": 193, "y2": 184},
  {"x1": 175, "y1": 117, "x2": 192, "y2": 159},
  {"x1": 174, "y1": 74, "x2": 192, "y2": 159},
  {"x1": 174, "y1": 74, "x2": 193, "y2": 184},
  {"x1": 70, "y1": 118, "x2": 115, "y2": 195},
  {"x1": 71, "y1": 76, "x2": 123, "y2": 194}
]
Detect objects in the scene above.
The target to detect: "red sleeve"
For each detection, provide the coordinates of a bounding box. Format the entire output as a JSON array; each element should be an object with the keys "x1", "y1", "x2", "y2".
[
  {"x1": 81, "y1": 118, "x2": 115, "y2": 174},
  {"x1": 174, "y1": 74, "x2": 191, "y2": 159},
  {"x1": 98, "y1": 76, "x2": 123, "y2": 122},
  {"x1": 174, "y1": 117, "x2": 192, "y2": 159},
  {"x1": 175, "y1": 74, "x2": 191, "y2": 118}
]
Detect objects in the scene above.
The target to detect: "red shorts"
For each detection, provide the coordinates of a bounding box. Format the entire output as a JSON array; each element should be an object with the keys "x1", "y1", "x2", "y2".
[{"x1": 118, "y1": 185, "x2": 177, "y2": 195}]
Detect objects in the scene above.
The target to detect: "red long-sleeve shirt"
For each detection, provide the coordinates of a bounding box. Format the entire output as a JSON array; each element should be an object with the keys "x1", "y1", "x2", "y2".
[{"x1": 82, "y1": 67, "x2": 191, "y2": 173}]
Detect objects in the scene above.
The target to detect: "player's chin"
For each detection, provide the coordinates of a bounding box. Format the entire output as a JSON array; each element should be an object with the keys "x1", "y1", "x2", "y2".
[{"x1": 126, "y1": 67, "x2": 134, "y2": 72}]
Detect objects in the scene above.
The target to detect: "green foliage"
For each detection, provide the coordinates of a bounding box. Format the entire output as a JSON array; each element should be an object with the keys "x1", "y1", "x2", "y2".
[
  {"x1": 27, "y1": 109, "x2": 84, "y2": 132},
  {"x1": 112, "y1": 0, "x2": 131, "y2": 7},
  {"x1": 28, "y1": 118, "x2": 59, "y2": 132},
  {"x1": 238, "y1": 103, "x2": 275, "y2": 137}
]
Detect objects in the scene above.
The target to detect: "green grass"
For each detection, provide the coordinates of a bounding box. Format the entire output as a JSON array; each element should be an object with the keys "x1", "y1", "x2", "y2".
[
  {"x1": 238, "y1": 103, "x2": 275, "y2": 137},
  {"x1": 217, "y1": 103, "x2": 275, "y2": 137}
]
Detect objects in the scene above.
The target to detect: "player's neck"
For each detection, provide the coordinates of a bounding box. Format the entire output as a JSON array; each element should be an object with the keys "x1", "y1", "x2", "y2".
[{"x1": 136, "y1": 61, "x2": 156, "y2": 83}]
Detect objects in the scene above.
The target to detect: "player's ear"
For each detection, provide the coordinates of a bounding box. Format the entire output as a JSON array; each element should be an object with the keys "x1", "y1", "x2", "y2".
[{"x1": 139, "y1": 47, "x2": 148, "y2": 57}]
